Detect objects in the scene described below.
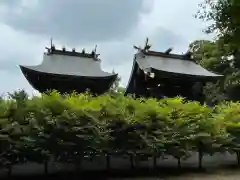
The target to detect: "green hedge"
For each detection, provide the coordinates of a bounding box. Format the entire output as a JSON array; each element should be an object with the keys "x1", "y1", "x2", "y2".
[{"x1": 0, "y1": 90, "x2": 240, "y2": 175}]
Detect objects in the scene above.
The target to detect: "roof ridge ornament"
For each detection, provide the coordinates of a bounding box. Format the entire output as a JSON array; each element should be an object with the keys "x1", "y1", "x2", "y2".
[
  {"x1": 94, "y1": 45, "x2": 97, "y2": 54},
  {"x1": 92, "y1": 45, "x2": 100, "y2": 60},
  {"x1": 82, "y1": 48, "x2": 85, "y2": 54},
  {"x1": 133, "y1": 37, "x2": 151, "y2": 52},
  {"x1": 165, "y1": 48, "x2": 173, "y2": 54},
  {"x1": 144, "y1": 37, "x2": 151, "y2": 52},
  {"x1": 50, "y1": 37, "x2": 56, "y2": 51},
  {"x1": 50, "y1": 37, "x2": 53, "y2": 48},
  {"x1": 133, "y1": 45, "x2": 141, "y2": 51},
  {"x1": 44, "y1": 39, "x2": 100, "y2": 59}
]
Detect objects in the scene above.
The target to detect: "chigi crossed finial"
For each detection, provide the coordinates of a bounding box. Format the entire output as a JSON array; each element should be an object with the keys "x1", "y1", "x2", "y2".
[{"x1": 133, "y1": 37, "x2": 152, "y2": 51}]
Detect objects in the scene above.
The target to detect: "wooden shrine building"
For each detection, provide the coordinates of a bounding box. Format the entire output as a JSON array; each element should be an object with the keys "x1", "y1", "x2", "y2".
[
  {"x1": 20, "y1": 42, "x2": 117, "y2": 94},
  {"x1": 125, "y1": 39, "x2": 222, "y2": 102}
]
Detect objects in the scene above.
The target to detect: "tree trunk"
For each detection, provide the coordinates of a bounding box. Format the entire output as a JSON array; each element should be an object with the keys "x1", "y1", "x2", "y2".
[
  {"x1": 198, "y1": 148, "x2": 203, "y2": 169},
  {"x1": 106, "y1": 153, "x2": 111, "y2": 170},
  {"x1": 153, "y1": 155, "x2": 157, "y2": 169},
  {"x1": 75, "y1": 157, "x2": 82, "y2": 173},
  {"x1": 177, "y1": 158, "x2": 181, "y2": 168},
  {"x1": 8, "y1": 165, "x2": 12, "y2": 178},
  {"x1": 44, "y1": 161, "x2": 48, "y2": 175},
  {"x1": 130, "y1": 155, "x2": 134, "y2": 169},
  {"x1": 236, "y1": 151, "x2": 240, "y2": 166}
]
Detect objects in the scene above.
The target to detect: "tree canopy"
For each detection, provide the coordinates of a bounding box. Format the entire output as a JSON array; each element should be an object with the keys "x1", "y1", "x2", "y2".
[
  {"x1": 189, "y1": 0, "x2": 240, "y2": 103},
  {"x1": 197, "y1": 0, "x2": 240, "y2": 50},
  {"x1": 0, "y1": 90, "x2": 240, "y2": 176}
]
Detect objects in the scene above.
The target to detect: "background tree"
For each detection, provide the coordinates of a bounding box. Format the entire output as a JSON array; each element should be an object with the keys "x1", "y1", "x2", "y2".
[
  {"x1": 109, "y1": 70, "x2": 125, "y2": 94},
  {"x1": 189, "y1": 1, "x2": 240, "y2": 102},
  {"x1": 197, "y1": 0, "x2": 240, "y2": 52}
]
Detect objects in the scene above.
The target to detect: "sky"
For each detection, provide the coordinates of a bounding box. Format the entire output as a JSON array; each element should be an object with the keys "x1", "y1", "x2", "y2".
[{"x1": 0, "y1": 0, "x2": 212, "y2": 96}]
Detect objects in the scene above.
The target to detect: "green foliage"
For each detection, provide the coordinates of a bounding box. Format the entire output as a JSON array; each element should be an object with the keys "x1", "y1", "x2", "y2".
[
  {"x1": 189, "y1": 40, "x2": 232, "y2": 74},
  {"x1": 197, "y1": 0, "x2": 240, "y2": 50},
  {"x1": 224, "y1": 71, "x2": 240, "y2": 100},
  {"x1": 193, "y1": 0, "x2": 240, "y2": 102},
  {"x1": 203, "y1": 82, "x2": 226, "y2": 105},
  {"x1": 188, "y1": 39, "x2": 240, "y2": 103},
  {"x1": 1, "y1": 90, "x2": 240, "y2": 171}
]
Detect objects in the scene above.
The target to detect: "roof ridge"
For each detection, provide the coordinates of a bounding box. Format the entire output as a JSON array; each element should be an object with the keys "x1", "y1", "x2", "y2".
[
  {"x1": 45, "y1": 46, "x2": 100, "y2": 60},
  {"x1": 142, "y1": 50, "x2": 193, "y2": 61}
]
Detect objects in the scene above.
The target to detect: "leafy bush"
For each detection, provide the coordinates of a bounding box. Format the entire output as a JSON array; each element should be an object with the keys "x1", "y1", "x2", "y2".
[{"x1": 0, "y1": 90, "x2": 239, "y2": 175}]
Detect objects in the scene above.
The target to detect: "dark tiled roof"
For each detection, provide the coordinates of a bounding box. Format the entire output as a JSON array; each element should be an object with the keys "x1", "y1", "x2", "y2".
[{"x1": 136, "y1": 51, "x2": 222, "y2": 77}]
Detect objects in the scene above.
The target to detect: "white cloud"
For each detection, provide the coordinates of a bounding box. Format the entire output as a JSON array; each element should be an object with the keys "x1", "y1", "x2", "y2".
[
  {"x1": 0, "y1": 0, "x2": 213, "y2": 94},
  {"x1": 0, "y1": 0, "x2": 153, "y2": 44}
]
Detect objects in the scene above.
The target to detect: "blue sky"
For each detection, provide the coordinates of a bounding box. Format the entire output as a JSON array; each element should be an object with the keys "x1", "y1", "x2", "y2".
[{"x1": 0, "y1": 0, "x2": 212, "y2": 95}]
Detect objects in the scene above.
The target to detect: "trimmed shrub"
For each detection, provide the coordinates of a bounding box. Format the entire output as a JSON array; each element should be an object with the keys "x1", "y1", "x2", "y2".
[{"x1": 0, "y1": 90, "x2": 239, "y2": 175}]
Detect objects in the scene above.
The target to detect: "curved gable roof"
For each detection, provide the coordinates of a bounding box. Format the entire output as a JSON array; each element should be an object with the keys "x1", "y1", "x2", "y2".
[
  {"x1": 136, "y1": 51, "x2": 222, "y2": 77},
  {"x1": 20, "y1": 53, "x2": 116, "y2": 78}
]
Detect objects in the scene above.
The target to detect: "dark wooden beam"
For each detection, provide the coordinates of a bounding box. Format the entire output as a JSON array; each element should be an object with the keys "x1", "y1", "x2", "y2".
[{"x1": 165, "y1": 48, "x2": 173, "y2": 54}]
